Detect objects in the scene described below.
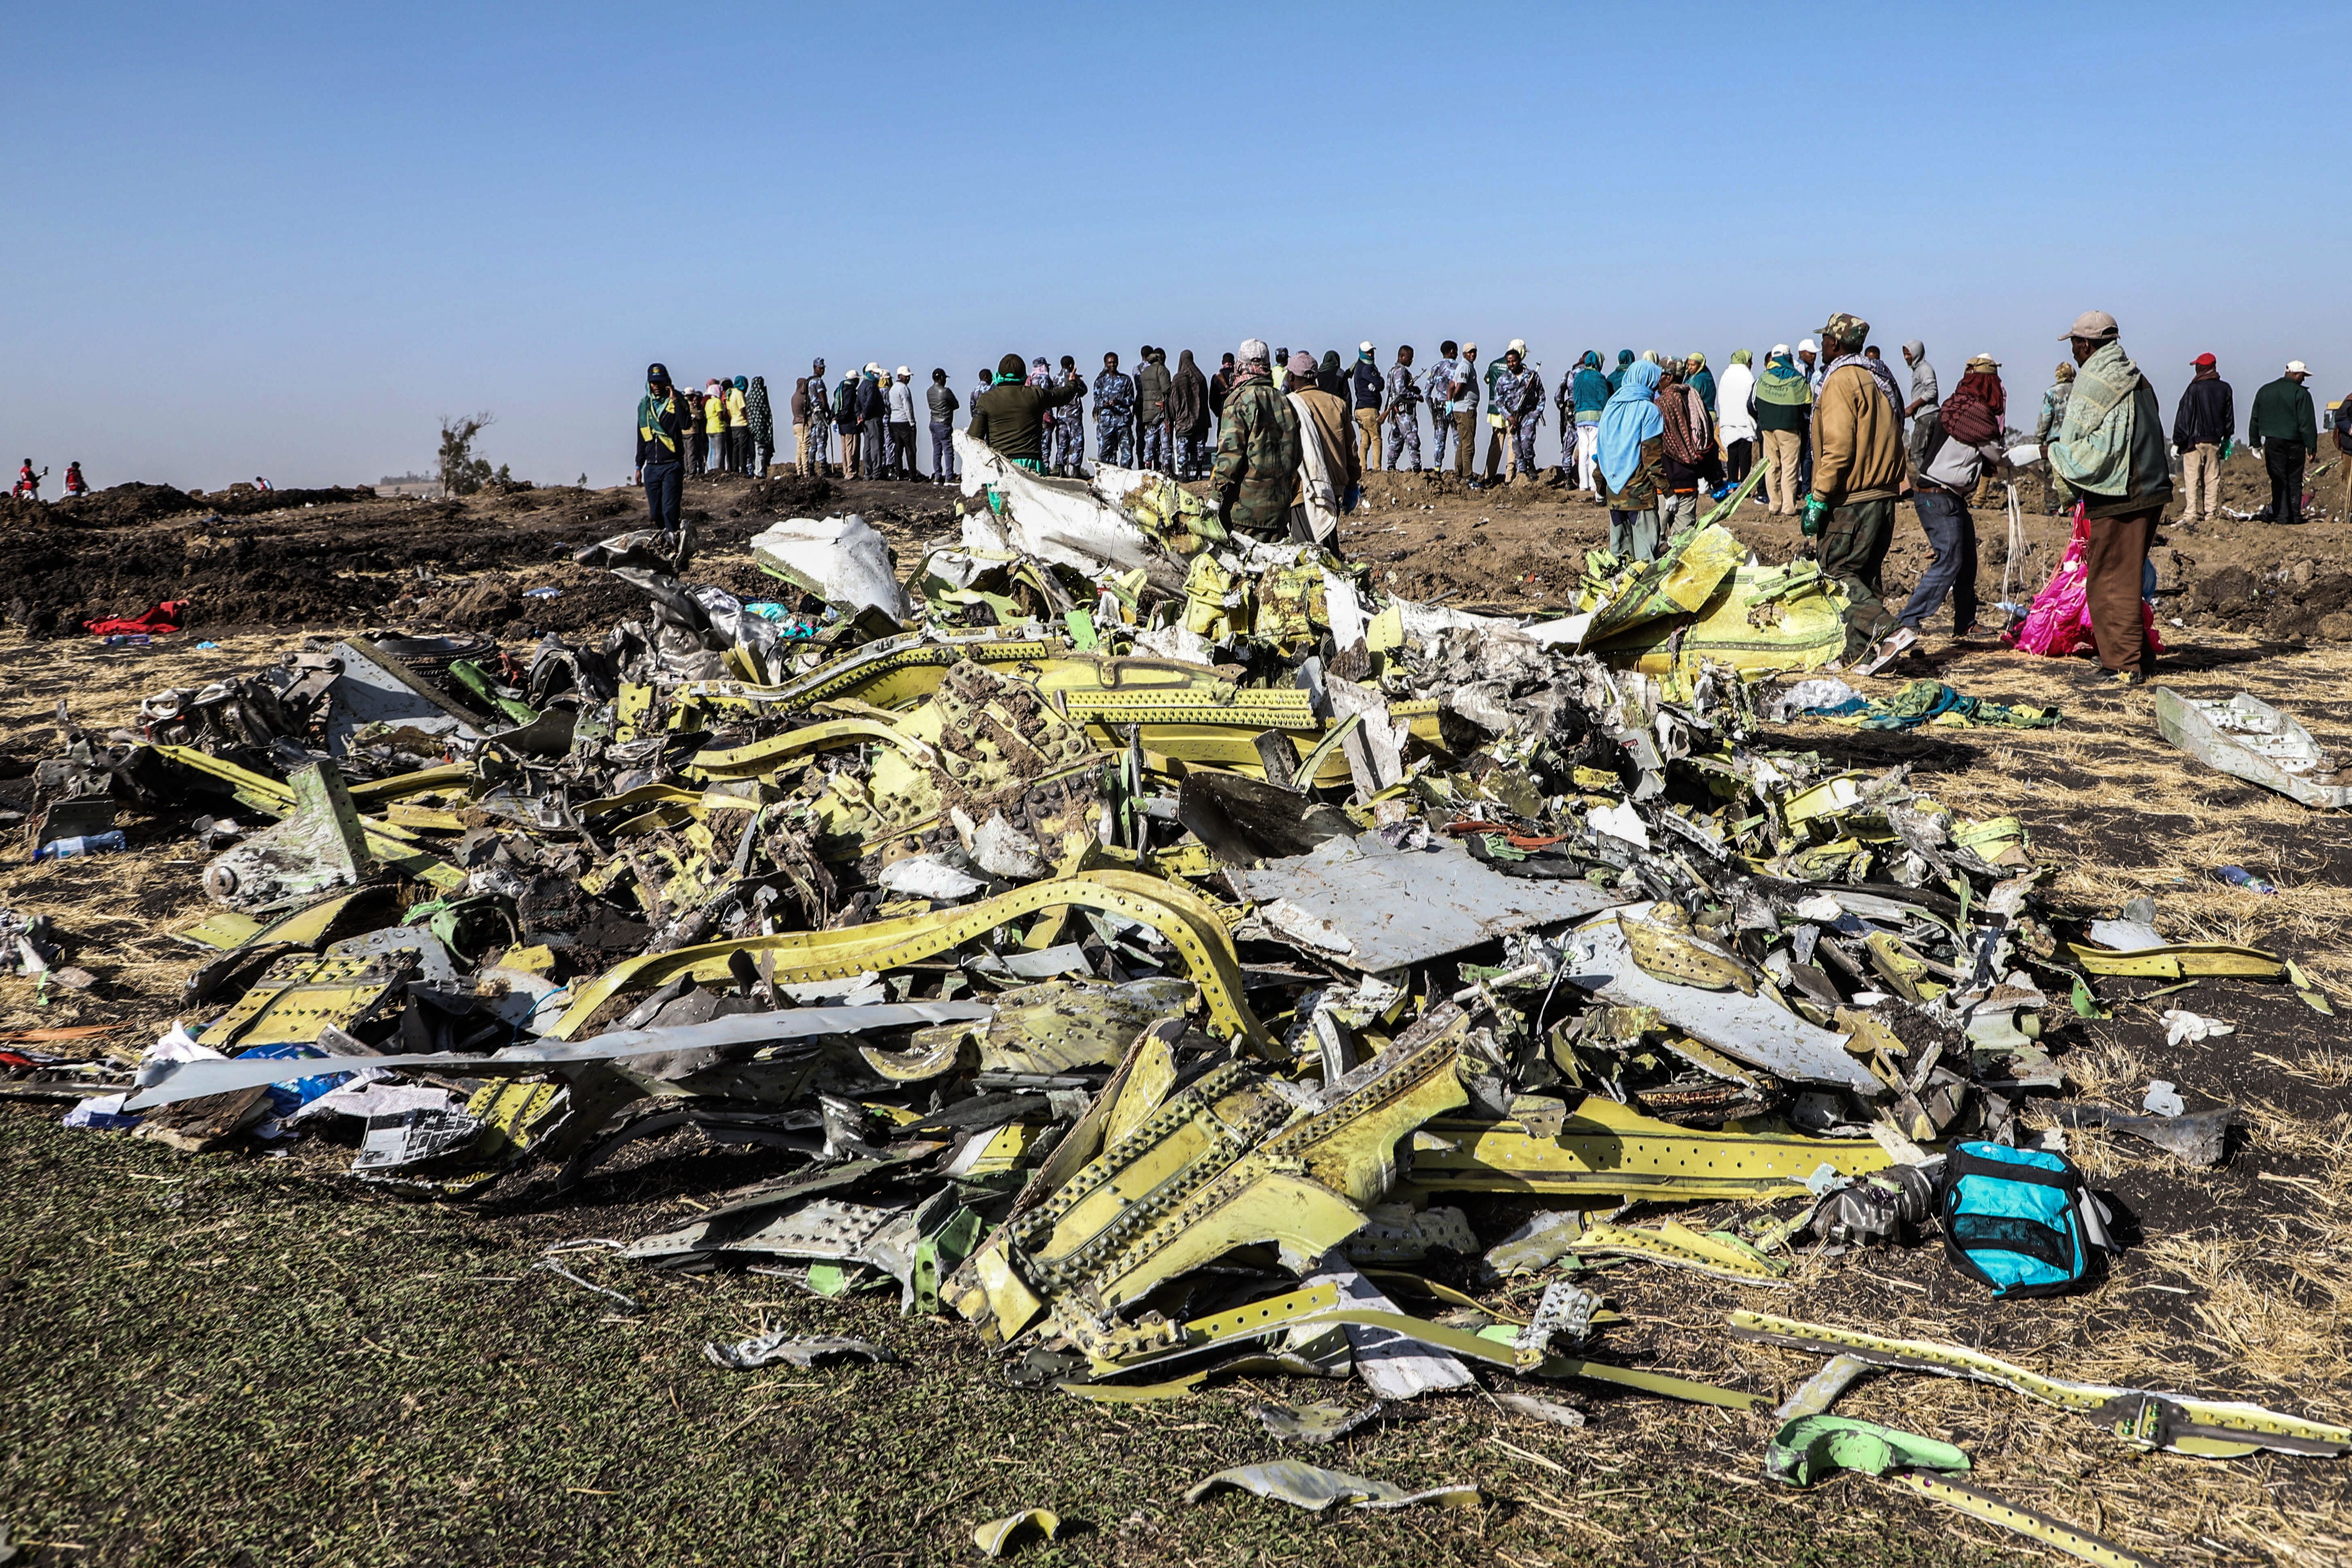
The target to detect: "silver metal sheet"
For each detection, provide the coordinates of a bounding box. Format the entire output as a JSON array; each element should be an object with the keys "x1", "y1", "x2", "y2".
[
  {"x1": 122, "y1": 1000, "x2": 993, "y2": 1110},
  {"x1": 2154, "y1": 686, "x2": 2352, "y2": 809},
  {"x1": 324, "y1": 638, "x2": 488, "y2": 756},
  {"x1": 1227, "y1": 836, "x2": 1623, "y2": 972},
  {"x1": 1305, "y1": 1256, "x2": 1476, "y2": 1400},
  {"x1": 629, "y1": 1197, "x2": 901, "y2": 1262},
  {"x1": 1558, "y1": 906, "x2": 1878, "y2": 1092}
]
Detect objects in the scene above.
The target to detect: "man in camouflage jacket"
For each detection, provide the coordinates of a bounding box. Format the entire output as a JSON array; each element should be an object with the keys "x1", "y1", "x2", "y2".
[{"x1": 1212, "y1": 339, "x2": 1302, "y2": 536}]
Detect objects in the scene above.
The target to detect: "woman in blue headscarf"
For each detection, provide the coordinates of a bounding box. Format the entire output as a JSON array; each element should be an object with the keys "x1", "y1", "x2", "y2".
[
  {"x1": 1605, "y1": 349, "x2": 1636, "y2": 394},
  {"x1": 1597, "y1": 359, "x2": 1667, "y2": 562},
  {"x1": 1569, "y1": 351, "x2": 1612, "y2": 495}
]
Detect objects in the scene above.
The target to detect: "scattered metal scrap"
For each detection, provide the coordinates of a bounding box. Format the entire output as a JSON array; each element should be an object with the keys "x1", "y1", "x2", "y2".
[
  {"x1": 24, "y1": 468, "x2": 2346, "y2": 1551},
  {"x1": 2154, "y1": 686, "x2": 2352, "y2": 809}
]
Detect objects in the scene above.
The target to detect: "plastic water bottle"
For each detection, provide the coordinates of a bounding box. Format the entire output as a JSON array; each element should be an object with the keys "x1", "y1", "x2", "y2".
[{"x1": 33, "y1": 831, "x2": 127, "y2": 861}]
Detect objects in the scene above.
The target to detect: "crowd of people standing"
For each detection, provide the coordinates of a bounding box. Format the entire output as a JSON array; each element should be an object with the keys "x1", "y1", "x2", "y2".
[{"x1": 636, "y1": 330, "x2": 2347, "y2": 689}]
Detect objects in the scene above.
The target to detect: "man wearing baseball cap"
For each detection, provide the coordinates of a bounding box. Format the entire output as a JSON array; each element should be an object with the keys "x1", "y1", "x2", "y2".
[
  {"x1": 1351, "y1": 343, "x2": 1385, "y2": 473},
  {"x1": 2171, "y1": 353, "x2": 2234, "y2": 524},
  {"x1": 634, "y1": 363, "x2": 690, "y2": 534},
  {"x1": 2048, "y1": 310, "x2": 2172, "y2": 684},
  {"x1": 2249, "y1": 359, "x2": 2319, "y2": 526},
  {"x1": 1801, "y1": 311, "x2": 1911, "y2": 669}
]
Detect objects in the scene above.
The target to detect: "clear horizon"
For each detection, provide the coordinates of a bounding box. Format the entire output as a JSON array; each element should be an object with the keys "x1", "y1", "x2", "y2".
[{"x1": 7, "y1": 1, "x2": 2344, "y2": 492}]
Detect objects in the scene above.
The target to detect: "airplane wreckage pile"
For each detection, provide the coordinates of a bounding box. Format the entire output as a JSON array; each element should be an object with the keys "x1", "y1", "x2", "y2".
[{"x1": 21, "y1": 435, "x2": 2347, "y2": 1561}]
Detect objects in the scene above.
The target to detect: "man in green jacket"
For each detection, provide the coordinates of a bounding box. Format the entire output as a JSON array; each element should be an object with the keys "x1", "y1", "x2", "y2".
[
  {"x1": 2049, "y1": 310, "x2": 2173, "y2": 685},
  {"x1": 967, "y1": 353, "x2": 1084, "y2": 470},
  {"x1": 2248, "y1": 360, "x2": 2319, "y2": 526},
  {"x1": 1211, "y1": 339, "x2": 1302, "y2": 537}
]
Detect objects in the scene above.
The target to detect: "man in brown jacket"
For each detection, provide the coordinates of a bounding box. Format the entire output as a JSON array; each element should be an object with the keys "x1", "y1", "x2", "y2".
[
  {"x1": 1285, "y1": 350, "x2": 1360, "y2": 544},
  {"x1": 1803, "y1": 311, "x2": 1911, "y2": 664}
]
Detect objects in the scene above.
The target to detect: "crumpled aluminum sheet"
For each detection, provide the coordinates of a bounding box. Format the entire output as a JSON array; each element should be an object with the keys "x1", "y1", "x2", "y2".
[{"x1": 1227, "y1": 835, "x2": 1622, "y2": 972}]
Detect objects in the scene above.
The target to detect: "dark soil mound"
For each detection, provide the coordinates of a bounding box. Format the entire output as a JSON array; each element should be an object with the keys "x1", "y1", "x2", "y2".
[
  {"x1": 37, "y1": 482, "x2": 201, "y2": 529},
  {"x1": 199, "y1": 486, "x2": 388, "y2": 516}
]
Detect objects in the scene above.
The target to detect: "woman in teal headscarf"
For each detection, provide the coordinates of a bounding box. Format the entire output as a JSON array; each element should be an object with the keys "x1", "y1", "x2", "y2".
[
  {"x1": 1685, "y1": 352, "x2": 1716, "y2": 414},
  {"x1": 1569, "y1": 351, "x2": 1612, "y2": 494},
  {"x1": 1596, "y1": 358, "x2": 1667, "y2": 562},
  {"x1": 1605, "y1": 349, "x2": 1636, "y2": 394}
]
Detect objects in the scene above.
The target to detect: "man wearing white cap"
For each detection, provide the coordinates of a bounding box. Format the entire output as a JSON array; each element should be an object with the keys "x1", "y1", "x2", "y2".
[
  {"x1": 2048, "y1": 310, "x2": 2172, "y2": 683},
  {"x1": 1351, "y1": 343, "x2": 1385, "y2": 472},
  {"x1": 1795, "y1": 338, "x2": 1821, "y2": 492},
  {"x1": 888, "y1": 367, "x2": 917, "y2": 479},
  {"x1": 2249, "y1": 359, "x2": 2319, "y2": 526},
  {"x1": 1211, "y1": 340, "x2": 1303, "y2": 535}
]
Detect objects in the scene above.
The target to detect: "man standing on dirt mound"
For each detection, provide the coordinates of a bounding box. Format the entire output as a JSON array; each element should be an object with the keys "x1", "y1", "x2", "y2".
[
  {"x1": 1095, "y1": 352, "x2": 1136, "y2": 470},
  {"x1": 1801, "y1": 312, "x2": 1910, "y2": 670},
  {"x1": 1212, "y1": 339, "x2": 1302, "y2": 537},
  {"x1": 809, "y1": 359, "x2": 837, "y2": 475},
  {"x1": 634, "y1": 363, "x2": 691, "y2": 537},
  {"x1": 2048, "y1": 310, "x2": 2172, "y2": 686},
  {"x1": 2249, "y1": 360, "x2": 2319, "y2": 527},
  {"x1": 2170, "y1": 352, "x2": 2233, "y2": 524}
]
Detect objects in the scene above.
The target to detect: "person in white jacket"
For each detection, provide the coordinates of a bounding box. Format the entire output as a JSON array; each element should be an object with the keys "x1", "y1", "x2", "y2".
[
  {"x1": 1715, "y1": 349, "x2": 1760, "y2": 495},
  {"x1": 887, "y1": 367, "x2": 919, "y2": 479}
]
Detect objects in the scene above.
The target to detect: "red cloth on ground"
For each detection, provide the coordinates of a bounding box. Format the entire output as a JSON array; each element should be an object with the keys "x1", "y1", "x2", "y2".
[{"x1": 83, "y1": 600, "x2": 189, "y2": 637}]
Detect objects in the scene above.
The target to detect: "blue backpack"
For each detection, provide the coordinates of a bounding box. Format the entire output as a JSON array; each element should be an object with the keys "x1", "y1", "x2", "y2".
[{"x1": 1937, "y1": 1142, "x2": 2114, "y2": 1298}]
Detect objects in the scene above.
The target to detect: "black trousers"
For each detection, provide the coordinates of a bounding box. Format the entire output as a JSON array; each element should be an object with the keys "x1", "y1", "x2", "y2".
[
  {"x1": 2265, "y1": 441, "x2": 2305, "y2": 525},
  {"x1": 642, "y1": 459, "x2": 683, "y2": 529},
  {"x1": 1724, "y1": 438, "x2": 1754, "y2": 484}
]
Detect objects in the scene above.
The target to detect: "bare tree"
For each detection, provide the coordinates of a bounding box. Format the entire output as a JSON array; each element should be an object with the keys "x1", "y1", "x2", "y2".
[{"x1": 438, "y1": 412, "x2": 497, "y2": 496}]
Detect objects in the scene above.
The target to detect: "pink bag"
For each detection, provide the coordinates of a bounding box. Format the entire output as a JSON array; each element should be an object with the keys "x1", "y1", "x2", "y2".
[{"x1": 2005, "y1": 506, "x2": 2163, "y2": 657}]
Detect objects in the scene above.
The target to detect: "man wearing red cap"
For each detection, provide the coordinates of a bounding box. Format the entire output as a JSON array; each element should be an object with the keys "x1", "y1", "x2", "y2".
[{"x1": 2171, "y1": 353, "x2": 2234, "y2": 524}]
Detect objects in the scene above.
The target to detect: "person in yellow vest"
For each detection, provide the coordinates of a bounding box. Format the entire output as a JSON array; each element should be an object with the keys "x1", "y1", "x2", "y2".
[
  {"x1": 702, "y1": 380, "x2": 727, "y2": 477},
  {"x1": 725, "y1": 376, "x2": 749, "y2": 473}
]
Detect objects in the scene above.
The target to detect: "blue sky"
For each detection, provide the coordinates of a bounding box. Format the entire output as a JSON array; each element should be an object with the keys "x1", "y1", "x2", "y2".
[{"x1": 6, "y1": 1, "x2": 2344, "y2": 489}]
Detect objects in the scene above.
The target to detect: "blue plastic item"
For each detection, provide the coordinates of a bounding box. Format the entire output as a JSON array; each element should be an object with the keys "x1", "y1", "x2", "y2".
[
  {"x1": 34, "y1": 831, "x2": 127, "y2": 861},
  {"x1": 233, "y1": 1043, "x2": 350, "y2": 1117},
  {"x1": 1938, "y1": 1141, "x2": 2105, "y2": 1298}
]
